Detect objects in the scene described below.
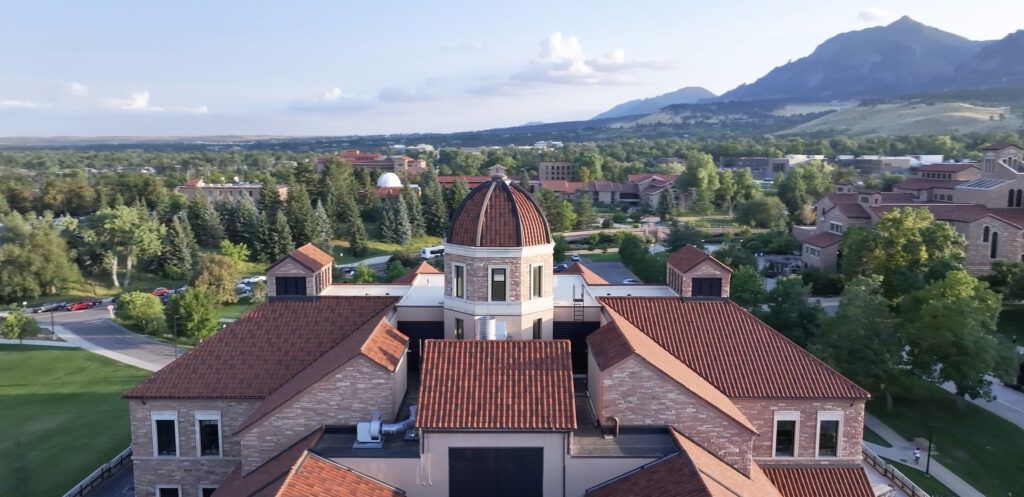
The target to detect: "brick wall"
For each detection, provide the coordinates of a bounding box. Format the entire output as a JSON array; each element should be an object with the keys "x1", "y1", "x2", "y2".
[
  {"x1": 732, "y1": 398, "x2": 865, "y2": 464},
  {"x1": 129, "y1": 398, "x2": 259, "y2": 497},
  {"x1": 444, "y1": 252, "x2": 553, "y2": 303},
  {"x1": 267, "y1": 258, "x2": 313, "y2": 297},
  {"x1": 239, "y1": 355, "x2": 400, "y2": 472},
  {"x1": 594, "y1": 355, "x2": 754, "y2": 474},
  {"x1": 667, "y1": 259, "x2": 732, "y2": 298},
  {"x1": 960, "y1": 217, "x2": 1024, "y2": 273}
]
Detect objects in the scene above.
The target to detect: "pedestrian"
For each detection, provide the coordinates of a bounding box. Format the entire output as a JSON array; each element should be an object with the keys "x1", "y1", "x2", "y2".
[{"x1": 913, "y1": 448, "x2": 921, "y2": 465}]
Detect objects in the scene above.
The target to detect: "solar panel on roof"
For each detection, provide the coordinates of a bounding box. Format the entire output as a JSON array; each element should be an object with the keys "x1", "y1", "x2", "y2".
[{"x1": 958, "y1": 178, "x2": 1010, "y2": 190}]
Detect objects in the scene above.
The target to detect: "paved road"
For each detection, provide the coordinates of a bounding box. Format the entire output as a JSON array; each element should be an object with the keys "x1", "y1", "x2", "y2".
[
  {"x1": 577, "y1": 258, "x2": 640, "y2": 284},
  {"x1": 32, "y1": 308, "x2": 177, "y2": 371},
  {"x1": 83, "y1": 462, "x2": 134, "y2": 497},
  {"x1": 942, "y1": 377, "x2": 1024, "y2": 431}
]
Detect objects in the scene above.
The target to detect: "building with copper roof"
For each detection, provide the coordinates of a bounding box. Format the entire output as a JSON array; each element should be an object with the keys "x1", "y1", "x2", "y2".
[
  {"x1": 802, "y1": 144, "x2": 1024, "y2": 274},
  {"x1": 125, "y1": 171, "x2": 879, "y2": 497}
]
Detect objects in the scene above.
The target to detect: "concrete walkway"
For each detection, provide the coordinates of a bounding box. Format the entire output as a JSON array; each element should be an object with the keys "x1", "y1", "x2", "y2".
[
  {"x1": 941, "y1": 378, "x2": 1024, "y2": 431},
  {"x1": 864, "y1": 414, "x2": 984, "y2": 497},
  {"x1": 30, "y1": 308, "x2": 176, "y2": 372}
]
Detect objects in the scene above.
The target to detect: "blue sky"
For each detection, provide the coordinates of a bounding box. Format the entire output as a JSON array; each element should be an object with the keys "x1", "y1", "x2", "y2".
[{"x1": 1, "y1": 0, "x2": 1022, "y2": 136}]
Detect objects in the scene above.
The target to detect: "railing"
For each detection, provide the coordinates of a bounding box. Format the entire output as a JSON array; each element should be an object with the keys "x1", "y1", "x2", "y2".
[
  {"x1": 62, "y1": 447, "x2": 132, "y2": 497},
  {"x1": 863, "y1": 447, "x2": 931, "y2": 497}
]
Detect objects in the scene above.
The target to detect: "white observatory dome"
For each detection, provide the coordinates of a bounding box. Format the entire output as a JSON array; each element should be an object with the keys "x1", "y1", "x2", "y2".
[{"x1": 376, "y1": 172, "x2": 403, "y2": 188}]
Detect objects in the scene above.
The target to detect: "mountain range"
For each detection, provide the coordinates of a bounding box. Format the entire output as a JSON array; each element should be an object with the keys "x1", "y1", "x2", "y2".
[{"x1": 592, "y1": 87, "x2": 716, "y2": 119}]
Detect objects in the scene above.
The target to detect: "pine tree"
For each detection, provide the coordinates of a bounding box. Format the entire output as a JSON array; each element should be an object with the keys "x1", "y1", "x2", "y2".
[
  {"x1": 214, "y1": 201, "x2": 240, "y2": 243},
  {"x1": 236, "y1": 196, "x2": 262, "y2": 256},
  {"x1": 379, "y1": 196, "x2": 397, "y2": 243},
  {"x1": 160, "y1": 216, "x2": 198, "y2": 279},
  {"x1": 656, "y1": 190, "x2": 675, "y2": 221},
  {"x1": 257, "y1": 182, "x2": 282, "y2": 217},
  {"x1": 186, "y1": 194, "x2": 224, "y2": 248},
  {"x1": 419, "y1": 171, "x2": 448, "y2": 236},
  {"x1": 313, "y1": 200, "x2": 333, "y2": 244},
  {"x1": 402, "y1": 188, "x2": 425, "y2": 237},
  {"x1": 393, "y1": 193, "x2": 413, "y2": 245},
  {"x1": 574, "y1": 193, "x2": 597, "y2": 229},
  {"x1": 447, "y1": 179, "x2": 470, "y2": 212},
  {"x1": 286, "y1": 185, "x2": 316, "y2": 246},
  {"x1": 342, "y1": 195, "x2": 369, "y2": 257},
  {"x1": 263, "y1": 211, "x2": 295, "y2": 262}
]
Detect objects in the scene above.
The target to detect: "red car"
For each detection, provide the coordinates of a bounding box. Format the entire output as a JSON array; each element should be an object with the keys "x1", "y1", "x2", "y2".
[
  {"x1": 67, "y1": 300, "x2": 98, "y2": 311},
  {"x1": 151, "y1": 287, "x2": 170, "y2": 297}
]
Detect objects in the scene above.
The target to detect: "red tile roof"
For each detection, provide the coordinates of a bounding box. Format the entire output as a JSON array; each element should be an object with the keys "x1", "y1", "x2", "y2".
[
  {"x1": 215, "y1": 427, "x2": 325, "y2": 497},
  {"x1": 762, "y1": 466, "x2": 874, "y2": 497},
  {"x1": 563, "y1": 262, "x2": 609, "y2": 285},
  {"x1": 878, "y1": 192, "x2": 917, "y2": 203},
  {"x1": 447, "y1": 179, "x2": 552, "y2": 247},
  {"x1": 833, "y1": 203, "x2": 869, "y2": 219},
  {"x1": 267, "y1": 243, "x2": 335, "y2": 273},
  {"x1": 598, "y1": 298, "x2": 869, "y2": 399},
  {"x1": 417, "y1": 340, "x2": 576, "y2": 430},
  {"x1": 276, "y1": 453, "x2": 405, "y2": 497},
  {"x1": 628, "y1": 174, "x2": 679, "y2": 184},
  {"x1": 802, "y1": 232, "x2": 843, "y2": 248},
  {"x1": 541, "y1": 179, "x2": 586, "y2": 193},
  {"x1": 587, "y1": 312, "x2": 756, "y2": 433},
  {"x1": 587, "y1": 429, "x2": 782, "y2": 497},
  {"x1": 892, "y1": 178, "x2": 965, "y2": 190},
  {"x1": 437, "y1": 175, "x2": 490, "y2": 189},
  {"x1": 391, "y1": 261, "x2": 442, "y2": 284},
  {"x1": 666, "y1": 245, "x2": 732, "y2": 274},
  {"x1": 124, "y1": 297, "x2": 399, "y2": 399},
  {"x1": 916, "y1": 162, "x2": 979, "y2": 173},
  {"x1": 981, "y1": 143, "x2": 1023, "y2": 151},
  {"x1": 825, "y1": 192, "x2": 859, "y2": 204}
]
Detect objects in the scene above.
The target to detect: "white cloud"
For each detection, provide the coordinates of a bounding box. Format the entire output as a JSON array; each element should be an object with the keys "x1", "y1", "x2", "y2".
[
  {"x1": 857, "y1": 8, "x2": 897, "y2": 24},
  {"x1": 67, "y1": 82, "x2": 89, "y2": 97},
  {"x1": 291, "y1": 87, "x2": 373, "y2": 112},
  {"x1": 104, "y1": 90, "x2": 165, "y2": 111},
  {"x1": 537, "y1": 32, "x2": 586, "y2": 64},
  {"x1": 0, "y1": 99, "x2": 50, "y2": 109},
  {"x1": 319, "y1": 87, "x2": 345, "y2": 100}
]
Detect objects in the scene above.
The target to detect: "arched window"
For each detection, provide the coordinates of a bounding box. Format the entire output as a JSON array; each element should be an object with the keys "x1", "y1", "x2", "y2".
[
  {"x1": 1009, "y1": 189, "x2": 1016, "y2": 207},
  {"x1": 991, "y1": 232, "x2": 999, "y2": 259},
  {"x1": 1017, "y1": 189, "x2": 1022, "y2": 208},
  {"x1": 983, "y1": 225, "x2": 990, "y2": 242}
]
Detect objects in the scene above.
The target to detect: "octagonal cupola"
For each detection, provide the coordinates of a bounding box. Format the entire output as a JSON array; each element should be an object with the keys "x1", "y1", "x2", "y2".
[{"x1": 442, "y1": 172, "x2": 555, "y2": 341}]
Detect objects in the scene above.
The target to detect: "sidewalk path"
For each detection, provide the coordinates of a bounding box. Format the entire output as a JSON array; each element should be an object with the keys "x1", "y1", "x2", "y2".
[
  {"x1": 31, "y1": 308, "x2": 176, "y2": 372},
  {"x1": 941, "y1": 378, "x2": 1024, "y2": 431},
  {"x1": 864, "y1": 414, "x2": 984, "y2": 497}
]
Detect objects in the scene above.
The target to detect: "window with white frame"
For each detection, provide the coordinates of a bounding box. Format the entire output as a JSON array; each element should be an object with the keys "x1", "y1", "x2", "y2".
[
  {"x1": 531, "y1": 265, "x2": 543, "y2": 298},
  {"x1": 151, "y1": 411, "x2": 179, "y2": 457},
  {"x1": 816, "y1": 412, "x2": 842, "y2": 458},
  {"x1": 453, "y1": 264, "x2": 465, "y2": 298},
  {"x1": 828, "y1": 222, "x2": 844, "y2": 234},
  {"x1": 156, "y1": 486, "x2": 181, "y2": 497},
  {"x1": 195, "y1": 411, "x2": 222, "y2": 457},
  {"x1": 773, "y1": 411, "x2": 800, "y2": 458}
]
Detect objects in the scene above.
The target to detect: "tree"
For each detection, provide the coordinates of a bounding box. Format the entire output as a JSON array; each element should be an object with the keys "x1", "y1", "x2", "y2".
[
  {"x1": 715, "y1": 169, "x2": 738, "y2": 214},
  {"x1": 0, "y1": 212, "x2": 80, "y2": 302},
  {"x1": 114, "y1": 291, "x2": 166, "y2": 335},
  {"x1": 419, "y1": 171, "x2": 449, "y2": 237},
  {"x1": 677, "y1": 152, "x2": 719, "y2": 214},
  {"x1": 353, "y1": 264, "x2": 377, "y2": 283},
  {"x1": 165, "y1": 288, "x2": 219, "y2": 342},
  {"x1": 447, "y1": 179, "x2": 470, "y2": 212},
  {"x1": 261, "y1": 211, "x2": 294, "y2": 263},
  {"x1": 777, "y1": 161, "x2": 832, "y2": 222},
  {"x1": 312, "y1": 200, "x2": 334, "y2": 244},
  {"x1": 575, "y1": 194, "x2": 597, "y2": 229},
  {"x1": 733, "y1": 167, "x2": 760, "y2": 202},
  {"x1": 342, "y1": 195, "x2": 369, "y2": 257},
  {"x1": 618, "y1": 233, "x2": 648, "y2": 267},
  {"x1": 191, "y1": 254, "x2": 241, "y2": 304},
  {"x1": 160, "y1": 216, "x2": 197, "y2": 280},
  {"x1": 712, "y1": 240, "x2": 757, "y2": 269},
  {"x1": 656, "y1": 190, "x2": 675, "y2": 221},
  {"x1": 85, "y1": 206, "x2": 165, "y2": 288},
  {"x1": 537, "y1": 189, "x2": 566, "y2": 232},
  {"x1": 219, "y1": 240, "x2": 250, "y2": 266},
  {"x1": 379, "y1": 196, "x2": 397, "y2": 243},
  {"x1": 759, "y1": 276, "x2": 823, "y2": 347},
  {"x1": 186, "y1": 194, "x2": 224, "y2": 248},
  {"x1": 215, "y1": 201, "x2": 240, "y2": 243},
  {"x1": 236, "y1": 196, "x2": 263, "y2": 257},
  {"x1": 1, "y1": 308, "x2": 40, "y2": 343},
  {"x1": 257, "y1": 182, "x2": 282, "y2": 217},
  {"x1": 812, "y1": 277, "x2": 905, "y2": 410},
  {"x1": 734, "y1": 196, "x2": 789, "y2": 230},
  {"x1": 559, "y1": 200, "x2": 577, "y2": 233},
  {"x1": 729, "y1": 266, "x2": 765, "y2": 312},
  {"x1": 553, "y1": 235, "x2": 568, "y2": 263},
  {"x1": 900, "y1": 270, "x2": 1010, "y2": 403},
  {"x1": 402, "y1": 189, "x2": 426, "y2": 237},
  {"x1": 250, "y1": 280, "x2": 267, "y2": 304},
  {"x1": 385, "y1": 260, "x2": 407, "y2": 282},
  {"x1": 663, "y1": 220, "x2": 705, "y2": 252},
  {"x1": 383, "y1": 194, "x2": 413, "y2": 245},
  {"x1": 286, "y1": 185, "x2": 316, "y2": 246}
]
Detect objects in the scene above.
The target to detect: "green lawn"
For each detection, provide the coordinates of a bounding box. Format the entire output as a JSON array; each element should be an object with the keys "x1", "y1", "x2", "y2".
[
  {"x1": 581, "y1": 252, "x2": 622, "y2": 263},
  {"x1": 329, "y1": 235, "x2": 442, "y2": 264},
  {"x1": 0, "y1": 345, "x2": 150, "y2": 497},
  {"x1": 868, "y1": 378, "x2": 1024, "y2": 497},
  {"x1": 218, "y1": 297, "x2": 258, "y2": 319},
  {"x1": 863, "y1": 426, "x2": 892, "y2": 448},
  {"x1": 997, "y1": 304, "x2": 1024, "y2": 342},
  {"x1": 884, "y1": 459, "x2": 961, "y2": 497}
]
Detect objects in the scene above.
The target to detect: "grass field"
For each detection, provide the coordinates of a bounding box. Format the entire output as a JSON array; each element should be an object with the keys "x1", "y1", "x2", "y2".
[
  {"x1": 0, "y1": 345, "x2": 150, "y2": 497},
  {"x1": 884, "y1": 459, "x2": 961, "y2": 497},
  {"x1": 868, "y1": 378, "x2": 1024, "y2": 497},
  {"x1": 218, "y1": 296, "x2": 257, "y2": 319},
  {"x1": 863, "y1": 426, "x2": 892, "y2": 448},
  {"x1": 330, "y1": 235, "x2": 442, "y2": 264}
]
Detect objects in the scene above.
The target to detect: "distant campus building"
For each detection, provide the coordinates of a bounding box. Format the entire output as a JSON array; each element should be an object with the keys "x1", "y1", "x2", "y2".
[
  {"x1": 799, "y1": 143, "x2": 1024, "y2": 274},
  {"x1": 316, "y1": 149, "x2": 428, "y2": 174},
  {"x1": 174, "y1": 179, "x2": 288, "y2": 206},
  {"x1": 125, "y1": 170, "x2": 876, "y2": 497}
]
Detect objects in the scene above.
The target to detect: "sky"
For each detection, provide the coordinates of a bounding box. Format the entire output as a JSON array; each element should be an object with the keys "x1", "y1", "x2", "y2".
[{"x1": 1, "y1": 0, "x2": 1022, "y2": 137}]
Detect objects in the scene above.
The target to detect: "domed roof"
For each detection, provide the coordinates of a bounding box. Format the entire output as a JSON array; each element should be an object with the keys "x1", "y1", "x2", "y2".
[
  {"x1": 447, "y1": 178, "x2": 552, "y2": 247},
  {"x1": 376, "y1": 172, "x2": 403, "y2": 188}
]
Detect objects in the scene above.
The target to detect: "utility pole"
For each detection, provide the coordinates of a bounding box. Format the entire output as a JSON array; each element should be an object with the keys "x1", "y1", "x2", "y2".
[{"x1": 925, "y1": 426, "x2": 934, "y2": 475}]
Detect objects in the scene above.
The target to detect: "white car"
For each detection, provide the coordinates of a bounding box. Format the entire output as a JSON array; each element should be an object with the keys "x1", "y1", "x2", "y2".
[
  {"x1": 241, "y1": 275, "x2": 267, "y2": 284},
  {"x1": 569, "y1": 253, "x2": 582, "y2": 262},
  {"x1": 621, "y1": 278, "x2": 640, "y2": 285}
]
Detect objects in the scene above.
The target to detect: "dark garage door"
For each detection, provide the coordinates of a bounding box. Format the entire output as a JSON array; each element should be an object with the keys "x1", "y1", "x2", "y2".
[
  {"x1": 397, "y1": 321, "x2": 444, "y2": 371},
  {"x1": 449, "y1": 447, "x2": 543, "y2": 497}
]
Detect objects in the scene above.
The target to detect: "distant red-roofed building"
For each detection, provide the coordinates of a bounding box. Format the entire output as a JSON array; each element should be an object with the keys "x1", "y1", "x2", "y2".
[{"x1": 175, "y1": 178, "x2": 288, "y2": 207}]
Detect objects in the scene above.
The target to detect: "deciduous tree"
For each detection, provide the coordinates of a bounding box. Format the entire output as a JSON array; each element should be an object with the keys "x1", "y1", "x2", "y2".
[
  {"x1": 86, "y1": 206, "x2": 165, "y2": 288},
  {"x1": 165, "y1": 288, "x2": 219, "y2": 341},
  {"x1": 114, "y1": 291, "x2": 166, "y2": 335},
  {"x1": 191, "y1": 254, "x2": 241, "y2": 304},
  {"x1": 759, "y1": 276, "x2": 823, "y2": 347}
]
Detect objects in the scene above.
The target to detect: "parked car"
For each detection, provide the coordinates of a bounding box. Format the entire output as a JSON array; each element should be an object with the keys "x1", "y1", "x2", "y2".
[
  {"x1": 235, "y1": 283, "x2": 251, "y2": 292},
  {"x1": 240, "y1": 275, "x2": 266, "y2": 284},
  {"x1": 569, "y1": 253, "x2": 582, "y2": 262},
  {"x1": 151, "y1": 287, "x2": 170, "y2": 297},
  {"x1": 621, "y1": 278, "x2": 640, "y2": 285},
  {"x1": 340, "y1": 266, "x2": 356, "y2": 276},
  {"x1": 554, "y1": 263, "x2": 569, "y2": 273},
  {"x1": 33, "y1": 302, "x2": 67, "y2": 313},
  {"x1": 67, "y1": 300, "x2": 101, "y2": 311}
]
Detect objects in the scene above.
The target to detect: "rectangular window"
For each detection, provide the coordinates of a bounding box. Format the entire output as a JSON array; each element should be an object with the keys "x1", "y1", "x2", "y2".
[
  {"x1": 157, "y1": 487, "x2": 181, "y2": 497},
  {"x1": 691, "y1": 278, "x2": 722, "y2": 298},
  {"x1": 774, "y1": 412, "x2": 799, "y2": 458},
  {"x1": 200, "y1": 488, "x2": 218, "y2": 497},
  {"x1": 195, "y1": 412, "x2": 222, "y2": 457},
  {"x1": 829, "y1": 222, "x2": 844, "y2": 234},
  {"x1": 453, "y1": 265, "x2": 465, "y2": 298},
  {"x1": 152, "y1": 412, "x2": 178, "y2": 457},
  {"x1": 815, "y1": 409, "x2": 839, "y2": 457},
  {"x1": 533, "y1": 318, "x2": 542, "y2": 339},
  {"x1": 455, "y1": 318, "x2": 464, "y2": 340},
  {"x1": 275, "y1": 276, "x2": 306, "y2": 296},
  {"x1": 532, "y1": 265, "x2": 543, "y2": 298},
  {"x1": 490, "y1": 268, "x2": 506, "y2": 302}
]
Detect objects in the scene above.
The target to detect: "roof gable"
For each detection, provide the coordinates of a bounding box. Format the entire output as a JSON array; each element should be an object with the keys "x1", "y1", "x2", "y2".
[
  {"x1": 391, "y1": 261, "x2": 442, "y2": 284},
  {"x1": 267, "y1": 243, "x2": 334, "y2": 273},
  {"x1": 277, "y1": 453, "x2": 405, "y2": 497},
  {"x1": 666, "y1": 245, "x2": 732, "y2": 274}
]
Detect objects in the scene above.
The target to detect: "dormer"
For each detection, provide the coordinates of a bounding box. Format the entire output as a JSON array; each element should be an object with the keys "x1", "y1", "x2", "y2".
[
  {"x1": 665, "y1": 245, "x2": 732, "y2": 298},
  {"x1": 834, "y1": 182, "x2": 854, "y2": 194},
  {"x1": 266, "y1": 243, "x2": 334, "y2": 298},
  {"x1": 857, "y1": 191, "x2": 882, "y2": 206}
]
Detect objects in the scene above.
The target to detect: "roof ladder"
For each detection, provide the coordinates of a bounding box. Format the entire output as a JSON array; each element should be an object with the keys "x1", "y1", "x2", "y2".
[{"x1": 573, "y1": 285, "x2": 585, "y2": 322}]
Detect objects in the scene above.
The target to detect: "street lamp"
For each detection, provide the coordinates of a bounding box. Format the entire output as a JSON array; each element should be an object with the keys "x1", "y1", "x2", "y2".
[{"x1": 926, "y1": 425, "x2": 935, "y2": 475}]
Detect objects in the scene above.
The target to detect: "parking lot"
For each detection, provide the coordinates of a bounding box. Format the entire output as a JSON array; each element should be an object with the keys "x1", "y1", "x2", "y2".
[{"x1": 578, "y1": 258, "x2": 640, "y2": 284}]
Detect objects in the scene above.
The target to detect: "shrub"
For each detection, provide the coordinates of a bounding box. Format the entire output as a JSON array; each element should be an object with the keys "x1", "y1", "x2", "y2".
[
  {"x1": 164, "y1": 288, "x2": 219, "y2": 341},
  {"x1": 1, "y1": 308, "x2": 41, "y2": 342},
  {"x1": 115, "y1": 291, "x2": 166, "y2": 335},
  {"x1": 192, "y1": 254, "x2": 240, "y2": 304}
]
